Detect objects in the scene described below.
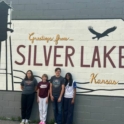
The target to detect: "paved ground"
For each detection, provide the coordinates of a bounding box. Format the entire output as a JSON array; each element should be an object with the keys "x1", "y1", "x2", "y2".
[
  {"x1": 0, "y1": 120, "x2": 19, "y2": 124},
  {"x1": 0, "y1": 120, "x2": 37, "y2": 124}
]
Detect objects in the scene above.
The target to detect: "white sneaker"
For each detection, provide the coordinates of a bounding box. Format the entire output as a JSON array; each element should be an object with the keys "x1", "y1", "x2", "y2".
[
  {"x1": 25, "y1": 119, "x2": 29, "y2": 124},
  {"x1": 54, "y1": 123, "x2": 57, "y2": 124}
]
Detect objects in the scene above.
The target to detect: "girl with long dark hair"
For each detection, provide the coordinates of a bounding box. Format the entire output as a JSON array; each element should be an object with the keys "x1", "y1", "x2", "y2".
[
  {"x1": 64, "y1": 73, "x2": 77, "y2": 124},
  {"x1": 20, "y1": 70, "x2": 37, "y2": 124}
]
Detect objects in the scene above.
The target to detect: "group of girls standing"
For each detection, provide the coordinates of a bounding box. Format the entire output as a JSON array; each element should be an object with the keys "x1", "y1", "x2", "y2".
[{"x1": 20, "y1": 68, "x2": 77, "y2": 124}]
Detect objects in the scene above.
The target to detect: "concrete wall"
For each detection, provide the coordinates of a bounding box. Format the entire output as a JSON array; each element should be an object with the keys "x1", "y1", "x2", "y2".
[
  {"x1": 0, "y1": 91, "x2": 124, "y2": 124},
  {"x1": 0, "y1": 91, "x2": 53, "y2": 121}
]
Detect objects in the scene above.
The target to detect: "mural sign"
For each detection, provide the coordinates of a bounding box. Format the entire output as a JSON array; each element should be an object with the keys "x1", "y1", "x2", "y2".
[{"x1": 0, "y1": 1, "x2": 124, "y2": 97}]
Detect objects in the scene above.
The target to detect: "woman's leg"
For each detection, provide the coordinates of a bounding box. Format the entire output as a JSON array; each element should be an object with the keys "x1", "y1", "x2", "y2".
[
  {"x1": 42, "y1": 97, "x2": 48, "y2": 122},
  {"x1": 26, "y1": 93, "x2": 35, "y2": 119},
  {"x1": 64, "y1": 98, "x2": 68, "y2": 124},
  {"x1": 39, "y1": 97, "x2": 43, "y2": 122},
  {"x1": 21, "y1": 94, "x2": 27, "y2": 120},
  {"x1": 67, "y1": 98, "x2": 74, "y2": 124}
]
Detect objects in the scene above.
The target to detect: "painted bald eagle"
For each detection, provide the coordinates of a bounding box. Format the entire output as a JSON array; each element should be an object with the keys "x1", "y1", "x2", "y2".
[{"x1": 88, "y1": 26, "x2": 117, "y2": 40}]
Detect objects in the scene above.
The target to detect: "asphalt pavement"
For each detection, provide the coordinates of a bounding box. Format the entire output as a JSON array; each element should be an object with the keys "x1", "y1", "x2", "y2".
[{"x1": 0, "y1": 120, "x2": 37, "y2": 124}]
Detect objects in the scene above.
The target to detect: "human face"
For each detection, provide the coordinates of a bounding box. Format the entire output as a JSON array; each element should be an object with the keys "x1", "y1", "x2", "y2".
[
  {"x1": 27, "y1": 71, "x2": 32, "y2": 79},
  {"x1": 55, "y1": 69, "x2": 61, "y2": 77},
  {"x1": 66, "y1": 74, "x2": 70, "y2": 80},
  {"x1": 42, "y1": 76, "x2": 47, "y2": 82}
]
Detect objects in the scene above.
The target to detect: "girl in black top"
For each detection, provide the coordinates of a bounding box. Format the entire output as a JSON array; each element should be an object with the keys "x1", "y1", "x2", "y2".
[{"x1": 20, "y1": 70, "x2": 37, "y2": 124}]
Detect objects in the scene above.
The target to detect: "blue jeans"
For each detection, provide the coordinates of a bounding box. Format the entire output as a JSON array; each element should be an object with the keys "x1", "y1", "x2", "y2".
[
  {"x1": 64, "y1": 98, "x2": 74, "y2": 124},
  {"x1": 52, "y1": 96, "x2": 63, "y2": 124}
]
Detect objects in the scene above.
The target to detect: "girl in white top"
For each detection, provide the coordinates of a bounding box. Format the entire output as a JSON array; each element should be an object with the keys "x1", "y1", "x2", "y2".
[{"x1": 64, "y1": 73, "x2": 77, "y2": 124}]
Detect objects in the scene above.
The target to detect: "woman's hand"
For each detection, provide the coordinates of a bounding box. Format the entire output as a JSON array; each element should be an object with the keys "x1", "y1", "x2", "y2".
[
  {"x1": 46, "y1": 98, "x2": 48, "y2": 103},
  {"x1": 50, "y1": 95, "x2": 54, "y2": 101},
  {"x1": 37, "y1": 98, "x2": 39, "y2": 103},
  {"x1": 71, "y1": 99, "x2": 74, "y2": 104}
]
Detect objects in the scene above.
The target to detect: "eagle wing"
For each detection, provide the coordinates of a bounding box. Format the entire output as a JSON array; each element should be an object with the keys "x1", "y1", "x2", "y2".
[
  {"x1": 88, "y1": 26, "x2": 100, "y2": 35},
  {"x1": 102, "y1": 26, "x2": 117, "y2": 35}
]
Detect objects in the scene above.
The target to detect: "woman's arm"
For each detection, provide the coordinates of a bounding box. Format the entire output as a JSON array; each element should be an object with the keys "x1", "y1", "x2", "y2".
[
  {"x1": 72, "y1": 81, "x2": 77, "y2": 104},
  {"x1": 37, "y1": 89, "x2": 39, "y2": 103},
  {"x1": 20, "y1": 86, "x2": 24, "y2": 90},
  {"x1": 46, "y1": 89, "x2": 50, "y2": 103},
  {"x1": 72, "y1": 88, "x2": 76, "y2": 104},
  {"x1": 48, "y1": 89, "x2": 50, "y2": 98},
  {"x1": 20, "y1": 80, "x2": 24, "y2": 90},
  {"x1": 35, "y1": 86, "x2": 37, "y2": 92},
  {"x1": 34, "y1": 78, "x2": 38, "y2": 92}
]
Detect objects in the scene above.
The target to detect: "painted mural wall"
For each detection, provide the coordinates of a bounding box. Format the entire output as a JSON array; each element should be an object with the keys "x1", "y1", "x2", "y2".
[{"x1": 1, "y1": 1, "x2": 124, "y2": 97}]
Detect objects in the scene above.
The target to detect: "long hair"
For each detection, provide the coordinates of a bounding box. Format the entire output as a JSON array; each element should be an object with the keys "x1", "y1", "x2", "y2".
[
  {"x1": 65, "y1": 73, "x2": 73, "y2": 86},
  {"x1": 24, "y1": 70, "x2": 34, "y2": 80}
]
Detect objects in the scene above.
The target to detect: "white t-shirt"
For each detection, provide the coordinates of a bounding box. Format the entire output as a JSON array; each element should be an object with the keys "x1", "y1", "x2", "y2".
[{"x1": 64, "y1": 81, "x2": 77, "y2": 98}]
